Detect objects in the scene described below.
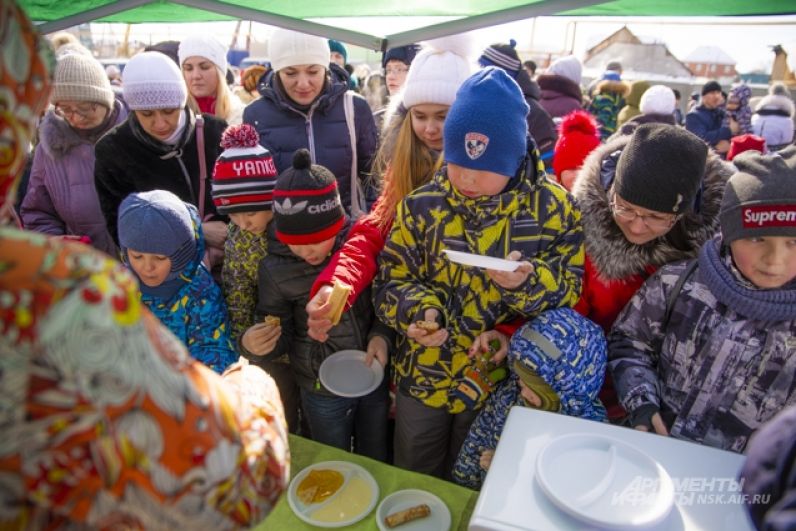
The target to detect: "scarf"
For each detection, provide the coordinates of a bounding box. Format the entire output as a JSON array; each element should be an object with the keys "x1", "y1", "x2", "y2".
[
  {"x1": 195, "y1": 96, "x2": 216, "y2": 115},
  {"x1": 74, "y1": 101, "x2": 120, "y2": 144}
]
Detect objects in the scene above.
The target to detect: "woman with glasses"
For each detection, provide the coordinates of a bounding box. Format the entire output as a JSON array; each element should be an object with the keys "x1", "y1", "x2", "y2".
[
  {"x1": 571, "y1": 123, "x2": 733, "y2": 420},
  {"x1": 21, "y1": 53, "x2": 126, "y2": 255},
  {"x1": 94, "y1": 51, "x2": 227, "y2": 253}
]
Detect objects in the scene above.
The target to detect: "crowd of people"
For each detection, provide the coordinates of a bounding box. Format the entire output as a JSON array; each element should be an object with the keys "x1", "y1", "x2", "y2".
[{"x1": 2, "y1": 0, "x2": 795, "y2": 527}]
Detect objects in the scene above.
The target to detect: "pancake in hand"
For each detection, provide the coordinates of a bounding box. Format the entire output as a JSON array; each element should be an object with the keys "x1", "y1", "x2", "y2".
[{"x1": 414, "y1": 320, "x2": 440, "y2": 333}]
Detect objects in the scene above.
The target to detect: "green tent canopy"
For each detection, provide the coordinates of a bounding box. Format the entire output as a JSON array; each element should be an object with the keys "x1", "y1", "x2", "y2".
[{"x1": 19, "y1": 0, "x2": 796, "y2": 51}]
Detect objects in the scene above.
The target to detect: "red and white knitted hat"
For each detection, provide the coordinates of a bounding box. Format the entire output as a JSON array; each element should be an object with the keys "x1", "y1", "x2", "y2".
[{"x1": 211, "y1": 124, "x2": 278, "y2": 214}]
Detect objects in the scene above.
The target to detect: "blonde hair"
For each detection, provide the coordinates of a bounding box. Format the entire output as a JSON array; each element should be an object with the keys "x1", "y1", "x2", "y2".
[
  {"x1": 371, "y1": 110, "x2": 442, "y2": 228},
  {"x1": 186, "y1": 68, "x2": 235, "y2": 121}
]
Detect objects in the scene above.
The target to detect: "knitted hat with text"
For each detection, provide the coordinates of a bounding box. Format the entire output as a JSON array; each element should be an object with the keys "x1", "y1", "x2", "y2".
[
  {"x1": 273, "y1": 149, "x2": 345, "y2": 244},
  {"x1": 211, "y1": 124, "x2": 278, "y2": 214}
]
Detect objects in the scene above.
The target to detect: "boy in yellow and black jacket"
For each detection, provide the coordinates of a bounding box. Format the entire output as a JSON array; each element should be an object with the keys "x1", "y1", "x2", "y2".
[{"x1": 374, "y1": 67, "x2": 584, "y2": 479}]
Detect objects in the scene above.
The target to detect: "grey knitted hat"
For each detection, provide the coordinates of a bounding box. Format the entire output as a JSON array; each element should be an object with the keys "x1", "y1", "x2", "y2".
[
  {"x1": 720, "y1": 146, "x2": 796, "y2": 244},
  {"x1": 51, "y1": 53, "x2": 115, "y2": 109}
]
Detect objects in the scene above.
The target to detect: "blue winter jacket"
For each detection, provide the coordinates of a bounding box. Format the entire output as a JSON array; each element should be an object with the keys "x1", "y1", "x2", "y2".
[
  {"x1": 243, "y1": 64, "x2": 378, "y2": 214},
  {"x1": 685, "y1": 104, "x2": 731, "y2": 147},
  {"x1": 135, "y1": 208, "x2": 237, "y2": 374}
]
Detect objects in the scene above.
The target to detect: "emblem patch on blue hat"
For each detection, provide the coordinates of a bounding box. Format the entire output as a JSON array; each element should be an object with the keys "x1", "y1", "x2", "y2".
[{"x1": 465, "y1": 132, "x2": 489, "y2": 160}]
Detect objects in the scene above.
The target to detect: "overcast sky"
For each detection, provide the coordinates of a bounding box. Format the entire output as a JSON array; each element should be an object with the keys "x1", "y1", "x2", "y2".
[{"x1": 90, "y1": 14, "x2": 796, "y2": 73}]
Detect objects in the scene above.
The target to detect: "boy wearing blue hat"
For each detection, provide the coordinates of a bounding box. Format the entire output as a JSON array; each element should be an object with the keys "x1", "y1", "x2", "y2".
[
  {"x1": 453, "y1": 308, "x2": 607, "y2": 489},
  {"x1": 118, "y1": 189, "x2": 236, "y2": 373},
  {"x1": 374, "y1": 66, "x2": 584, "y2": 478}
]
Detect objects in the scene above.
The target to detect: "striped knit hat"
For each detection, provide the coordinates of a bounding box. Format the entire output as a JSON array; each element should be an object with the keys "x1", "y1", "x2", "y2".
[
  {"x1": 478, "y1": 40, "x2": 522, "y2": 78},
  {"x1": 211, "y1": 124, "x2": 278, "y2": 214}
]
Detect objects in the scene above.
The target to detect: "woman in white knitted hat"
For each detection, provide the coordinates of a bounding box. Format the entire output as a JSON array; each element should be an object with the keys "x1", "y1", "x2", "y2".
[
  {"x1": 21, "y1": 52, "x2": 126, "y2": 255},
  {"x1": 94, "y1": 51, "x2": 228, "y2": 256},
  {"x1": 178, "y1": 34, "x2": 244, "y2": 125},
  {"x1": 243, "y1": 28, "x2": 378, "y2": 216}
]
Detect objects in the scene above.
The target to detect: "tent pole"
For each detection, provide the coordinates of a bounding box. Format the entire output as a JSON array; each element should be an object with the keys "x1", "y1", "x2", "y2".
[{"x1": 37, "y1": 0, "x2": 155, "y2": 34}]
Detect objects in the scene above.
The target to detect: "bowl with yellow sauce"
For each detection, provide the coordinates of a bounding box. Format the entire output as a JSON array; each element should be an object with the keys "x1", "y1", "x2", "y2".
[{"x1": 288, "y1": 461, "x2": 379, "y2": 527}]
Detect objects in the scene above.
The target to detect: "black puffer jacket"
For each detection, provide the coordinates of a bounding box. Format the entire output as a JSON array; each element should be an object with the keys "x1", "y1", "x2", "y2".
[
  {"x1": 94, "y1": 110, "x2": 227, "y2": 243},
  {"x1": 244, "y1": 220, "x2": 393, "y2": 395},
  {"x1": 516, "y1": 69, "x2": 557, "y2": 154}
]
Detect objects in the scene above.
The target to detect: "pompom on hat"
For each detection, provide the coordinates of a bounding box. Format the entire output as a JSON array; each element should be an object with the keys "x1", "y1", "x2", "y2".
[
  {"x1": 178, "y1": 34, "x2": 228, "y2": 73},
  {"x1": 727, "y1": 134, "x2": 766, "y2": 162},
  {"x1": 51, "y1": 53, "x2": 115, "y2": 109},
  {"x1": 211, "y1": 124, "x2": 278, "y2": 214},
  {"x1": 273, "y1": 149, "x2": 345, "y2": 245},
  {"x1": 122, "y1": 51, "x2": 187, "y2": 110},
  {"x1": 269, "y1": 28, "x2": 330, "y2": 72},
  {"x1": 443, "y1": 67, "x2": 529, "y2": 179},
  {"x1": 553, "y1": 110, "x2": 601, "y2": 179}
]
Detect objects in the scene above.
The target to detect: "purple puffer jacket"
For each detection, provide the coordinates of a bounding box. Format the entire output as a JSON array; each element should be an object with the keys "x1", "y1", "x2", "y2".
[
  {"x1": 537, "y1": 73, "x2": 583, "y2": 119},
  {"x1": 21, "y1": 101, "x2": 126, "y2": 256}
]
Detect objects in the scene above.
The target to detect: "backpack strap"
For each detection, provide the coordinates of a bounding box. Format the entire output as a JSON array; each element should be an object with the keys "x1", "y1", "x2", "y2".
[
  {"x1": 343, "y1": 91, "x2": 366, "y2": 219},
  {"x1": 663, "y1": 259, "x2": 699, "y2": 326},
  {"x1": 195, "y1": 113, "x2": 208, "y2": 220}
]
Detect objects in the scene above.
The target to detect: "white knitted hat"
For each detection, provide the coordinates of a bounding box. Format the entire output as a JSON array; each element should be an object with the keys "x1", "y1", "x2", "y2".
[
  {"x1": 123, "y1": 52, "x2": 188, "y2": 110},
  {"x1": 548, "y1": 55, "x2": 582, "y2": 85},
  {"x1": 401, "y1": 43, "x2": 473, "y2": 109},
  {"x1": 640, "y1": 84, "x2": 676, "y2": 115},
  {"x1": 51, "y1": 53, "x2": 115, "y2": 109},
  {"x1": 269, "y1": 28, "x2": 330, "y2": 72},
  {"x1": 178, "y1": 34, "x2": 228, "y2": 73}
]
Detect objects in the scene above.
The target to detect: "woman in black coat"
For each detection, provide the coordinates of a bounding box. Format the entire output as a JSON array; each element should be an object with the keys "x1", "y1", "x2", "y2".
[{"x1": 95, "y1": 51, "x2": 227, "y2": 252}]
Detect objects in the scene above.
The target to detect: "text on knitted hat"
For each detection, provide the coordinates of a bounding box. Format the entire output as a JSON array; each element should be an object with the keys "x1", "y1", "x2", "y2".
[{"x1": 743, "y1": 206, "x2": 796, "y2": 228}]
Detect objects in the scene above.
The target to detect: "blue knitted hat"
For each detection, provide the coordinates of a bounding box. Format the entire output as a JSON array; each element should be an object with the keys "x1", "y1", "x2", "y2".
[
  {"x1": 118, "y1": 190, "x2": 198, "y2": 277},
  {"x1": 328, "y1": 39, "x2": 347, "y2": 64},
  {"x1": 444, "y1": 66, "x2": 529, "y2": 178},
  {"x1": 508, "y1": 308, "x2": 608, "y2": 422},
  {"x1": 382, "y1": 44, "x2": 420, "y2": 69}
]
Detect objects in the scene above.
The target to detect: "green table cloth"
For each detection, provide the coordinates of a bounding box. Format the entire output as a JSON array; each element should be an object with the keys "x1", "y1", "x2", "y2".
[{"x1": 256, "y1": 435, "x2": 479, "y2": 530}]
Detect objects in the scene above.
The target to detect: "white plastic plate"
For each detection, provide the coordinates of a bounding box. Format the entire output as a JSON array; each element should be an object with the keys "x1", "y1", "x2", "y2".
[
  {"x1": 319, "y1": 350, "x2": 384, "y2": 398},
  {"x1": 376, "y1": 489, "x2": 451, "y2": 531},
  {"x1": 535, "y1": 433, "x2": 675, "y2": 529},
  {"x1": 443, "y1": 249, "x2": 520, "y2": 272},
  {"x1": 288, "y1": 460, "x2": 379, "y2": 528}
]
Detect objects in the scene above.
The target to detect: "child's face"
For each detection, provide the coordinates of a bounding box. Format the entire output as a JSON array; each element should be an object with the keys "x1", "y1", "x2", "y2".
[
  {"x1": 127, "y1": 249, "x2": 172, "y2": 287},
  {"x1": 229, "y1": 210, "x2": 273, "y2": 235},
  {"x1": 518, "y1": 378, "x2": 543, "y2": 408},
  {"x1": 447, "y1": 163, "x2": 510, "y2": 199},
  {"x1": 288, "y1": 236, "x2": 336, "y2": 266},
  {"x1": 410, "y1": 103, "x2": 448, "y2": 151},
  {"x1": 729, "y1": 236, "x2": 796, "y2": 289}
]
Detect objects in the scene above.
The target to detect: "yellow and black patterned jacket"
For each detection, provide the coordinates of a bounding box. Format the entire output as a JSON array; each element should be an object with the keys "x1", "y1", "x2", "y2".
[{"x1": 374, "y1": 152, "x2": 584, "y2": 413}]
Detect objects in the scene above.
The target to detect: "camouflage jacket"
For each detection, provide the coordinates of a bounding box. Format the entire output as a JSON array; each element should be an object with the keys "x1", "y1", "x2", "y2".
[
  {"x1": 222, "y1": 223, "x2": 268, "y2": 342},
  {"x1": 608, "y1": 237, "x2": 796, "y2": 453},
  {"x1": 374, "y1": 151, "x2": 584, "y2": 413}
]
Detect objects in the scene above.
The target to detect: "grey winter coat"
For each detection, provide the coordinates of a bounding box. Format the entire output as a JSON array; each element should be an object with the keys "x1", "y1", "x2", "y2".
[
  {"x1": 22, "y1": 102, "x2": 127, "y2": 255},
  {"x1": 244, "y1": 64, "x2": 378, "y2": 215},
  {"x1": 608, "y1": 237, "x2": 796, "y2": 453},
  {"x1": 752, "y1": 94, "x2": 795, "y2": 149}
]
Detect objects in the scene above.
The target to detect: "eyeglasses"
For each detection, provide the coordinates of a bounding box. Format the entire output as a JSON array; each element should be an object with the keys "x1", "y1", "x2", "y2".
[
  {"x1": 384, "y1": 67, "x2": 409, "y2": 76},
  {"x1": 54, "y1": 103, "x2": 99, "y2": 120},
  {"x1": 610, "y1": 196, "x2": 679, "y2": 231}
]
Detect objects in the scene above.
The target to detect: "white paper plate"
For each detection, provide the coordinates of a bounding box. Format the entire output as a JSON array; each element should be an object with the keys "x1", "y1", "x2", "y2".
[
  {"x1": 536, "y1": 433, "x2": 675, "y2": 529},
  {"x1": 376, "y1": 489, "x2": 451, "y2": 531},
  {"x1": 443, "y1": 249, "x2": 520, "y2": 272},
  {"x1": 288, "y1": 460, "x2": 379, "y2": 528},
  {"x1": 319, "y1": 350, "x2": 384, "y2": 398}
]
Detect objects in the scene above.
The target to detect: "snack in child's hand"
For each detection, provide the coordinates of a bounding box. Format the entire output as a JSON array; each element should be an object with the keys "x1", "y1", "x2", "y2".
[
  {"x1": 326, "y1": 280, "x2": 352, "y2": 326},
  {"x1": 414, "y1": 320, "x2": 440, "y2": 333},
  {"x1": 263, "y1": 315, "x2": 280, "y2": 327},
  {"x1": 384, "y1": 503, "x2": 432, "y2": 528}
]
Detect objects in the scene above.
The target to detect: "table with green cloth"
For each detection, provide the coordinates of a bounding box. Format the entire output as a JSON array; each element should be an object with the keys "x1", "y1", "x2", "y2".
[{"x1": 256, "y1": 434, "x2": 479, "y2": 530}]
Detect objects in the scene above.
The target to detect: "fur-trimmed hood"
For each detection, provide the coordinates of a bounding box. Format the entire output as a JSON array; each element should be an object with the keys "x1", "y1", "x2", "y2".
[
  {"x1": 537, "y1": 73, "x2": 583, "y2": 102},
  {"x1": 38, "y1": 100, "x2": 127, "y2": 160},
  {"x1": 572, "y1": 134, "x2": 733, "y2": 280},
  {"x1": 755, "y1": 94, "x2": 795, "y2": 117},
  {"x1": 594, "y1": 80, "x2": 628, "y2": 97}
]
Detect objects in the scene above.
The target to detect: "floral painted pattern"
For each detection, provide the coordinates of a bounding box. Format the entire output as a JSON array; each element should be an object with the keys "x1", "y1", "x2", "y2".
[{"x1": 0, "y1": 228, "x2": 290, "y2": 529}]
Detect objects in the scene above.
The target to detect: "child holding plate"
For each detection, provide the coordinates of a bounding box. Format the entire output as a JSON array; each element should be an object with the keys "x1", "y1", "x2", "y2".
[
  {"x1": 373, "y1": 67, "x2": 584, "y2": 478},
  {"x1": 240, "y1": 149, "x2": 393, "y2": 461}
]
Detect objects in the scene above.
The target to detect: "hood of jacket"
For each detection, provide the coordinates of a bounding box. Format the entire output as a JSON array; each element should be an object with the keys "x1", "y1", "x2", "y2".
[
  {"x1": 625, "y1": 81, "x2": 651, "y2": 107},
  {"x1": 38, "y1": 99, "x2": 127, "y2": 159},
  {"x1": 537, "y1": 73, "x2": 583, "y2": 103},
  {"x1": 572, "y1": 134, "x2": 733, "y2": 280},
  {"x1": 755, "y1": 94, "x2": 795, "y2": 117},
  {"x1": 594, "y1": 80, "x2": 628, "y2": 97},
  {"x1": 258, "y1": 62, "x2": 349, "y2": 116},
  {"x1": 614, "y1": 112, "x2": 676, "y2": 137}
]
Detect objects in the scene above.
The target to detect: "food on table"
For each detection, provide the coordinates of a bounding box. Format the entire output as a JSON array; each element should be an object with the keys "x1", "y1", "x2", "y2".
[
  {"x1": 384, "y1": 503, "x2": 432, "y2": 528},
  {"x1": 263, "y1": 315, "x2": 280, "y2": 327},
  {"x1": 414, "y1": 320, "x2": 440, "y2": 332},
  {"x1": 310, "y1": 475, "x2": 373, "y2": 523},
  {"x1": 327, "y1": 280, "x2": 352, "y2": 326},
  {"x1": 297, "y1": 468, "x2": 344, "y2": 504}
]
